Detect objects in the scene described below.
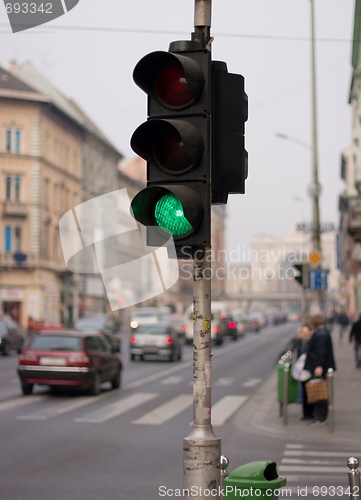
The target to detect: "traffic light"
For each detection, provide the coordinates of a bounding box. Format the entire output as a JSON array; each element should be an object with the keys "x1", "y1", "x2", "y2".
[
  {"x1": 130, "y1": 39, "x2": 211, "y2": 259},
  {"x1": 211, "y1": 61, "x2": 248, "y2": 204},
  {"x1": 293, "y1": 263, "x2": 309, "y2": 288}
]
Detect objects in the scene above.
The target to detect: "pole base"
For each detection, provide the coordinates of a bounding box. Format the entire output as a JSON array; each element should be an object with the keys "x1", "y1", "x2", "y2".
[{"x1": 183, "y1": 425, "x2": 221, "y2": 499}]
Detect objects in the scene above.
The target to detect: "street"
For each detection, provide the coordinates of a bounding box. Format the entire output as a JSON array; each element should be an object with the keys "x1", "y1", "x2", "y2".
[{"x1": 0, "y1": 323, "x2": 355, "y2": 499}]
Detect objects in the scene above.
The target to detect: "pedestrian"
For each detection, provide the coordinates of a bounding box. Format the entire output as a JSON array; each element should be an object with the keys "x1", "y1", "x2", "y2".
[
  {"x1": 293, "y1": 325, "x2": 314, "y2": 420},
  {"x1": 338, "y1": 310, "x2": 349, "y2": 341},
  {"x1": 304, "y1": 314, "x2": 336, "y2": 427},
  {"x1": 349, "y1": 314, "x2": 361, "y2": 368},
  {"x1": 27, "y1": 316, "x2": 36, "y2": 337}
]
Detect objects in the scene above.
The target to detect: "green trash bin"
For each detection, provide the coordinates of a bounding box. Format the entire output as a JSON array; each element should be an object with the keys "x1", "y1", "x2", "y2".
[
  {"x1": 224, "y1": 460, "x2": 286, "y2": 499},
  {"x1": 277, "y1": 361, "x2": 298, "y2": 404}
]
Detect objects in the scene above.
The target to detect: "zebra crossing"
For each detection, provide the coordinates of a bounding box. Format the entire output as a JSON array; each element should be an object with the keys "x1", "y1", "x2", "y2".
[
  {"x1": 0, "y1": 375, "x2": 251, "y2": 426},
  {"x1": 278, "y1": 443, "x2": 359, "y2": 498}
]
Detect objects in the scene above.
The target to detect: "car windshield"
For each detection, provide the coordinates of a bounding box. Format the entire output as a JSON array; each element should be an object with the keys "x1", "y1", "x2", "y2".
[
  {"x1": 74, "y1": 318, "x2": 105, "y2": 329},
  {"x1": 30, "y1": 335, "x2": 81, "y2": 351},
  {"x1": 135, "y1": 311, "x2": 157, "y2": 319},
  {"x1": 136, "y1": 326, "x2": 168, "y2": 335}
]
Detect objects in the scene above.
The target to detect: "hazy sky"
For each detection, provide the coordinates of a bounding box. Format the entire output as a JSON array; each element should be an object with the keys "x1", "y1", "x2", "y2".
[{"x1": 0, "y1": 0, "x2": 355, "y2": 257}]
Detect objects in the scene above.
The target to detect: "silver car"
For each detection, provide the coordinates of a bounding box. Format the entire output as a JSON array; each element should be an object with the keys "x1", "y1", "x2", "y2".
[{"x1": 129, "y1": 324, "x2": 182, "y2": 362}]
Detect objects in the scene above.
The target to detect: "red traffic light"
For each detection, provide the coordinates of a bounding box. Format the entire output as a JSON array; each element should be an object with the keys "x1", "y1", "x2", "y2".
[{"x1": 133, "y1": 51, "x2": 205, "y2": 110}]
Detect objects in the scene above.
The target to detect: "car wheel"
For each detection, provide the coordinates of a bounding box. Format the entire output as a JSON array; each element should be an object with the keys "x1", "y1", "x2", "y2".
[
  {"x1": 111, "y1": 368, "x2": 121, "y2": 390},
  {"x1": 130, "y1": 354, "x2": 135, "y2": 361},
  {"x1": 21, "y1": 382, "x2": 34, "y2": 395},
  {"x1": 2, "y1": 341, "x2": 10, "y2": 356},
  {"x1": 178, "y1": 349, "x2": 182, "y2": 361},
  {"x1": 89, "y1": 372, "x2": 101, "y2": 396},
  {"x1": 232, "y1": 332, "x2": 238, "y2": 341},
  {"x1": 185, "y1": 339, "x2": 192, "y2": 345}
]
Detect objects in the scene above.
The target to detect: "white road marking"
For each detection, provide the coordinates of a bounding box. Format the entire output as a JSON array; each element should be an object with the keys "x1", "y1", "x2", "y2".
[
  {"x1": 211, "y1": 395, "x2": 248, "y2": 426},
  {"x1": 0, "y1": 395, "x2": 48, "y2": 413},
  {"x1": 282, "y1": 458, "x2": 346, "y2": 465},
  {"x1": 215, "y1": 377, "x2": 234, "y2": 386},
  {"x1": 160, "y1": 376, "x2": 184, "y2": 385},
  {"x1": 242, "y1": 378, "x2": 262, "y2": 387},
  {"x1": 278, "y1": 465, "x2": 347, "y2": 474},
  {"x1": 17, "y1": 396, "x2": 99, "y2": 421},
  {"x1": 284, "y1": 450, "x2": 361, "y2": 457},
  {"x1": 132, "y1": 394, "x2": 192, "y2": 425},
  {"x1": 74, "y1": 392, "x2": 159, "y2": 423}
]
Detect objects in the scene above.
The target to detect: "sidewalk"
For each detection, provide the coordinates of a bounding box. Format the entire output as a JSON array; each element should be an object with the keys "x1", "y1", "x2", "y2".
[{"x1": 234, "y1": 326, "x2": 361, "y2": 446}]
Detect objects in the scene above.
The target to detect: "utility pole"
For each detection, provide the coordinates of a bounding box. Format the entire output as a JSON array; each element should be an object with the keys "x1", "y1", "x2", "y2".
[
  {"x1": 309, "y1": 0, "x2": 323, "y2": 313},
  {"x1": 183, "y1": 5, "x2": 222, "y2": 500},
  {"x1": 310, "y1": 0, "x2": 321, "y2": 254}
]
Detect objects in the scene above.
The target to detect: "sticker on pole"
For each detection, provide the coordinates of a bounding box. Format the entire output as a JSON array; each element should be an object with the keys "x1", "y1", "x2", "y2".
[{"x1": 4, "y1": 0, "x2": 80, "y2": 33}]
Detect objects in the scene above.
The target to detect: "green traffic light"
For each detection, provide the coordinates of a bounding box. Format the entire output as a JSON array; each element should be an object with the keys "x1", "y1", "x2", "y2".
[{"x1": 154, "y1": 193, "x2": 193, "y2": 237}]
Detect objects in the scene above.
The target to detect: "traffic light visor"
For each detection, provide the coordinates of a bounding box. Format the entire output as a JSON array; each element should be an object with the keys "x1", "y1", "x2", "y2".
[
  {"x1": 131, "y1": 120, "x2": 204, "y2": 175},
  {"x1": 133, "y1": 51, "x2": 205, "y2": 110},
  {"x1": 130, "y1": 185, "x2": 204, "y2": 240}
]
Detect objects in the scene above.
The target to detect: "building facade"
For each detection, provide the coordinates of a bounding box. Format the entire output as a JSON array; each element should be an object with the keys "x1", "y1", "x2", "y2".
[
  {"x1": 338, "y1": 0, "x2": 361, "y2": 317},
  {"x1": 0, "y1": 64, "x2": 83, "y2": 328}
]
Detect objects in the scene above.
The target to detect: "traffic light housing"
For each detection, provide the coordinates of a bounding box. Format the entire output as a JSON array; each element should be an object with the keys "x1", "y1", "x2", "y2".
[
  {"x1": 293, "y1": 263, "x2": 309, "y2": 288},
  {"x1": 211, "y1": 61, "x2": 248, "y2": 204},
  {"x1": 130, "y1": 39, "x2": 211, "y2": 259}
]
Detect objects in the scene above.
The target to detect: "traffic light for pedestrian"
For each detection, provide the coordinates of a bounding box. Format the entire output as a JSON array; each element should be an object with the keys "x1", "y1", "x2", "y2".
[
  {"x1": 211, "y1": 61, "x2": 248, "y2": 204},
  {"x1": 293, "y1": 263, "x2": 309, "y2": 288},
  {"x1": 130, "y1": 39, "x2": 211, "y2": 259}
]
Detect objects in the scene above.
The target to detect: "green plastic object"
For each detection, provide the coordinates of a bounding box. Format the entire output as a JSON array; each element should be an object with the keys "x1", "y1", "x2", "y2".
[
  {"x1": 224, "y1": 461, "x2": 287, "y2": 499},
  {"x1": 277, "y1": 362, "x2": 298, "y2": 403}
]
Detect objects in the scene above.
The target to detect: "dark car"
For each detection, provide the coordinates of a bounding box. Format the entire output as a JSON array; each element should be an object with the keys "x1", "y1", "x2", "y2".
[
  {"x1": 0, "y1": 318, "x2": 25, "y2": 356},
  {"x1": 74, "y1": 315, "x2": 121, "y2": 353},
  {"x1": 130, "y1": 324, "x2": 182, "y2": 362},
  {"x1": 216, "y1": 312, "x2": 239, "y2": 341},
  {"x1": 17, "y1": 330, "x2": 122, "y2": 396}
]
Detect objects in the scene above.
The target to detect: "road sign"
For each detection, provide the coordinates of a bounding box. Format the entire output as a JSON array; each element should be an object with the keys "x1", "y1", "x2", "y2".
[
  {"x1": 309, "y1": 250, "x2": 323, "y2": 267},
  {"x1": 308, "y1": 269, "x2": 329, "y2": 290}
]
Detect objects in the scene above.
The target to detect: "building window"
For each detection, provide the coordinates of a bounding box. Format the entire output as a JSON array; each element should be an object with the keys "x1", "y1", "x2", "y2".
[
  {"x1": 4, "y1": 175, "x2": 22, "y2": 202},
  {"x1": 4, "y1": 226, "x2": 11, "y2": 252},
  {"x1": 15, "y1": 130, "x2": 21, "y2": 153},
  {"x1": 44, "y1": 179, "x2": 50, "y2": 209},
  {"x1": 4, "y1": 128, "x2": 21, "y2": 154},
  {"x1": 14, "y1": 177, "x2": 21, "y2": 201},
  {"x1": 3, "y1": 226, "x2": 22, "y2": 253},
  {"x1": 14, "y1": 227, "x2": 21, "y2": 252},
  {"x1": 6, "y1": 130, "x2": 11, "y2": 152},
  {"x1": 5, "y1": 176, "x2": 11, "y2": 200}
]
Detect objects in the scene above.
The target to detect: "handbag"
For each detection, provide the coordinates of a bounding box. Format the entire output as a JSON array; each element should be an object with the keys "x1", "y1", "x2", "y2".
[
  {"x1": 291, "y1": 353, "x2": 312, "y2": 382},
  {"x1": 305, "y1": 378, "x2": 329, "y2": 404}
]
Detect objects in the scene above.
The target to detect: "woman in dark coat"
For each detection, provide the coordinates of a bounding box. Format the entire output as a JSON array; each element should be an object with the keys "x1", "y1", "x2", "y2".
[{"x1": 304, "y1": 314, "x2": 336, "y2": 426}]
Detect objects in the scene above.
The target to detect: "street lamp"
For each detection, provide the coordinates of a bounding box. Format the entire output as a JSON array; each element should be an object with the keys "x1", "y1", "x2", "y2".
[{"x1": 275, "y1": 133, "x2": 311, "y2": 151}]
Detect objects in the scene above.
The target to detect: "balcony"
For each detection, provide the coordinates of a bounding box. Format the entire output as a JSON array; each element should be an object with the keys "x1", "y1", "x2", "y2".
[
  {"x1": 3, "y1": 201, "x2": 28, "y2": 217},
  {"x1": 0, "y1": 252, "x2": 66, "y2": 272}
]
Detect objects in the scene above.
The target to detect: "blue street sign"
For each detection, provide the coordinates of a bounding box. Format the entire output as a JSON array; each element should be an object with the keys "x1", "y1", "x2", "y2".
[{"x1": 308, "y1": 269, "x2": 329, "y2": 290}]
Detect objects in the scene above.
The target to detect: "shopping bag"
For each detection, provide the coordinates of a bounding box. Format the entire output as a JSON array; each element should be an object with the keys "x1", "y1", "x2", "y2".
[
  {"x1": 305, "y1": 378, "x2": 329, "y2": 404},
  {"x1": 291, "y1": 353, "x2": 312, "y2": 382}
]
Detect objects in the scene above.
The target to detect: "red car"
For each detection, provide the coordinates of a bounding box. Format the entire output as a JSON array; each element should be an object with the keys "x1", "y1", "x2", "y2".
[{"x1": 17, "y1": 330, "x2": 122, "y2": 396}]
